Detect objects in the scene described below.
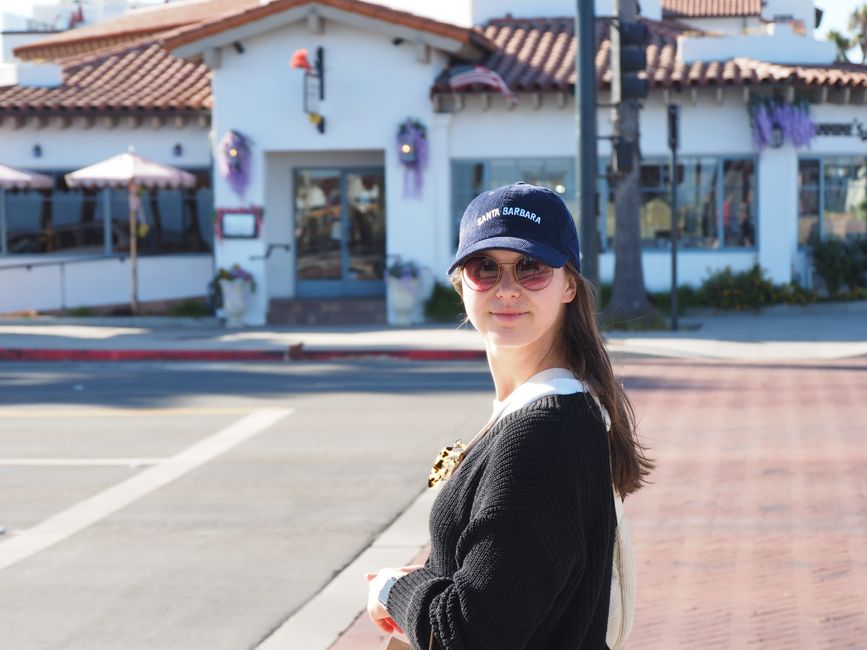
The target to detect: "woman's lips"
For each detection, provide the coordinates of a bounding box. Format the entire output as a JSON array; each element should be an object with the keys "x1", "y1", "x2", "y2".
[{"x1": 490, "y1": 311, "x2": 528, "y2": 322}]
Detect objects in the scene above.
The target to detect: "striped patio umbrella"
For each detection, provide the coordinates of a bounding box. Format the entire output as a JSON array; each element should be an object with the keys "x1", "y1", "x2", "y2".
[
  {"x1": 0, "y1": 163, "x2": 55, "y2": 256},
  {"x1": 65, "y1": 150, "x2": 198, "y2": 313}
]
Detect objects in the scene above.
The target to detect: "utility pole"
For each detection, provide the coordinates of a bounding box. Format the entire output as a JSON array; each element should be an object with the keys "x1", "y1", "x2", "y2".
[{"x1": 575, "y1": 0, "x2": 599, "y2": 286}]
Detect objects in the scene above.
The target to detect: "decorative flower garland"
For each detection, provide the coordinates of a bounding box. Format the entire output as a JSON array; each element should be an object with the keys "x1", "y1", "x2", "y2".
[
  {"x1": 396, "y1": 118, "x2": 428, "y2": 199},
  {"x1": 749, "y1": 98, "x2": 816, "y2": 151},
  {"x1": 218, "y1": 130, "x2": 252, "y2": 196}
]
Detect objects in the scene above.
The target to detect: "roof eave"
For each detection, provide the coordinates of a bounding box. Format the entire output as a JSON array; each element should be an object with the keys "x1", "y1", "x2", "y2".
[{"x1": 164, "y1": 1, "x2": 486, "y2": 62}]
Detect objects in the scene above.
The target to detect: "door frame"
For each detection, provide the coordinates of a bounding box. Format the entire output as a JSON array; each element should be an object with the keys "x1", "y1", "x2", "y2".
[{"x1": 293, "y1": 166, "x2": 386, "y2": 298}]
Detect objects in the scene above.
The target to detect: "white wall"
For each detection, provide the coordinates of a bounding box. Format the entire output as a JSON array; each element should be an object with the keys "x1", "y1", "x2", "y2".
[
  {"x1": 0, "y1": 122, "x2": 211, "y2": 170},
  {"x1": 210, "y1": 18, "x2": 448, "y2": 324},
  {"x1": 0, "y1": 253, "x2": 212, "y2": 313},
  {"x1": 679, "y1": 22, "x2": 835, "y2": 65}
]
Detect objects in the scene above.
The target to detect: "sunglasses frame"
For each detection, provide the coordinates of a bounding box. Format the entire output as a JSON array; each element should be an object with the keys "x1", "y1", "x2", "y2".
[{"x1": 461, "y1": 254, "x2": 555, "y2": 292}]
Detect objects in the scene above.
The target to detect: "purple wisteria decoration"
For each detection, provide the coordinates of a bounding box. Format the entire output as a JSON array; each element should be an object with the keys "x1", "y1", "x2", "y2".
[
  {"x1": 218, "y1": 130, "x2": 252, "y2": 196},
  {"x1": 397, "y1": 118, "x2": 428, "y2": 199},
  {"x1": 749, "y1": 98, "x2": 816, "y2": 151}
]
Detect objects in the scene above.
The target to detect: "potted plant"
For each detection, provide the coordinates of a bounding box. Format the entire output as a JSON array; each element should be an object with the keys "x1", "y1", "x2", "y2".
[
  {"x1": 386, "y1": 256, "x2": 420, "y2": 325},
  {"x1": 213, "y1": 264, "x2": 255, "y2": 327}
]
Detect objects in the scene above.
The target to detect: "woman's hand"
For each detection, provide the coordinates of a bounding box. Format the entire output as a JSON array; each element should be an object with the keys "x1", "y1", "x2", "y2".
[{"x1": 365, "y1": 565, "x2": 423, "y2": 634}]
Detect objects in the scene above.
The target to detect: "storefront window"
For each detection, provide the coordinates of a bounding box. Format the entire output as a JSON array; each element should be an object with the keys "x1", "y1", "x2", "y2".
[
  {"x1": 1, "y1": 169, "x2": 212, "y2": 256},
  {"x1": 798, "y1": 160, "x2": 820, "y2": 246},
  {"x1": 797, "y1": 157, "x2": 867, "y2": 247},
  {"x1": 451, "y1": 158, "x2": 576, "y2": 248},
  {"x1": 604, "y1": 157, "x2": 754, "y2": 250},
  {"x1": 822, "y1": 157, "x2": 867, "y2": 240}
]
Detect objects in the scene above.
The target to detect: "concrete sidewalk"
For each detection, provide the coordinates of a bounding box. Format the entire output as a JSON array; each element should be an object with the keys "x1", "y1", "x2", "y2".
[{"x1": 0, "y1": 304, "x2": 866, "y2": 362}]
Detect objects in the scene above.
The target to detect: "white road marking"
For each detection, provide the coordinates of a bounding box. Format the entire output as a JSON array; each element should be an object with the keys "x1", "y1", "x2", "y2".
[
  {"x1": 0, "y1": 407, "x2": 257, "y2": 418},
  {"x1": 0, "y1": 458, "x2": 165, "y2": 467},
  {"x1": 0, "y1": 408, "x2": 293, "y2": 572}
]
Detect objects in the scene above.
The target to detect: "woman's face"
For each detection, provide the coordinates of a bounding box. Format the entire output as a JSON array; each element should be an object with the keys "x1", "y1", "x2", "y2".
[{"x1": 460, "y1": 249, "x2": 577, "y2": 350}]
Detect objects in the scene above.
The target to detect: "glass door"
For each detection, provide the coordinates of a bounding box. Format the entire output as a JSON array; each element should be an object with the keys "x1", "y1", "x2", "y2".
[{"x1": 294, "y1": 168, "x2": 385, "y2": 297}]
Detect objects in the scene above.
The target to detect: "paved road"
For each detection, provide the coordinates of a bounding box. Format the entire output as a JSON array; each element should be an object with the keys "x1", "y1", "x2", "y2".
[{"x1": 0, "y1": 360, "x2": 493, "y2": 650}]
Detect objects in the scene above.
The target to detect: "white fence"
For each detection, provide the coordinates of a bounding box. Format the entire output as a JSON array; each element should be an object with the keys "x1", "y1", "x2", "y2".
[{"x1": 0, "y1": 254, "x2": 213, "y2": 314}]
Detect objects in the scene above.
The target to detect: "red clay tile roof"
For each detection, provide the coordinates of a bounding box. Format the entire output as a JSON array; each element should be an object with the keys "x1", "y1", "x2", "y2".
[
  {"x1": 0, "y1": 41, "x2": 211, "y2": 114},
  {"x1": 13, "y1": 0, "x2": 260, "y2": 62},
  {"x1": 661, "y1": 0, "x2": 763, "y2": 19},
  {"x1": 431, "y1": 16, "x2": 867, "y2": 96}
]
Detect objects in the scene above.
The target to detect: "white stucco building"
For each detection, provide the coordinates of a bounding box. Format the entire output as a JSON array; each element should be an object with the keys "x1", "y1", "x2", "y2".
[{"x1": 2, "y1": 0, "x2": 866, "y2": 324}]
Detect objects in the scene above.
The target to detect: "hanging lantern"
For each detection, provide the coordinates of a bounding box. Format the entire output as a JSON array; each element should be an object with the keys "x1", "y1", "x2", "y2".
[
  {"x1": 218, "y1": 130, "x2": 252, "y2": 196},
  {"x1": 396, "y1": 118, "x2": 428, "y2": 199}
]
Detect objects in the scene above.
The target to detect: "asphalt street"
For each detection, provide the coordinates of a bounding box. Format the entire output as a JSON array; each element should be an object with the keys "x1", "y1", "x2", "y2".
[{"x1": 0, "y1": 360, "x2": 493, "y2": 650}]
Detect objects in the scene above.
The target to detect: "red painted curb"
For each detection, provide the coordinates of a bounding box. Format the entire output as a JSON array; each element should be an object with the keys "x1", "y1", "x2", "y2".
[{"x1": 0, "y1": 349, "x2": 288, "y2": 362}]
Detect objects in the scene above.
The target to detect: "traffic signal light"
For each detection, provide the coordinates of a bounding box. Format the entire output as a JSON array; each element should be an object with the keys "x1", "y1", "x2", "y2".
[{"x1": 610, "y1": 20, "x2": 649, "y2": 103}]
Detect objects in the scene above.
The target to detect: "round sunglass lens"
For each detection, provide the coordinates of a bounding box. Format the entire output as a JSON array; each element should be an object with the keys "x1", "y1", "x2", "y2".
[
  {"x1": 515, "y1": 257, "x2": 553, "y2": 289},
  {"x1": 463, "y1": 256, "x2": 499, "y2": 290}
]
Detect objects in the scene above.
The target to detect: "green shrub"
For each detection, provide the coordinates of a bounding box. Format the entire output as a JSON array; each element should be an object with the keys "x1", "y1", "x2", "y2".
[
  {"x1": 424, "y1": 282, "x2": 465, "y2": 323},
  {"x1": 694, "y1": 264, "x2": 815, "y2": 310},
  {"x1": 810, "y1": 236, "x2": 866, "y2": 295},
  {"x1": 67, "y1": 307, "x2": 95, "y2": 317}
]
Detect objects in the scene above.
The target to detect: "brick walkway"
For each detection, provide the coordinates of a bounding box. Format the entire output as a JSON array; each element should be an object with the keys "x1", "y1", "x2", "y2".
[{"x1": 333, "y1": 358, "x2": 867, "y2": 649}]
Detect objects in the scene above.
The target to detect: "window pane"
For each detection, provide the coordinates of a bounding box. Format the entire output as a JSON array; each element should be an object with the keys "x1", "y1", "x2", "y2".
[
  {"x1": 798, "y1": 160, "x2": 820, "y2": 246},
  {"x1": 722, "y1": 160, "x2": 755, "y2": 247},
  {"x1": 822, "y1": 157, "x2": 867, "y2": 240},
  {"x1": 295, "y1": 169, "x2": 342, "y2": 280},
  {"x1": 346, "y1": 172, "x2": 385, "y2": 281},
  {"x1": 452, "y1": 161, "x2": 485, "y2": 248},
  {"x1": 6, "y1": 183, "x2": 104, "y2": 254},
  {"x1": 488, "y1": 160, "x2": 519, "y2": 189},
  {"x1": 677, "y1": 158, "x2": 719, "y2": 249}
]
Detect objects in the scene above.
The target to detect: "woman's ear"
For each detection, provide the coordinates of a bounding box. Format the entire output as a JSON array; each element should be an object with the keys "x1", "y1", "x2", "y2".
[{"x1": 562, "y1": 272, "x2": 578, "y2": 303}]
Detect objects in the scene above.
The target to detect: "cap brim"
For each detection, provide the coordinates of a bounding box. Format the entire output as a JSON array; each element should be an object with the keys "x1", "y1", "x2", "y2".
[{"x1": 447, "y1": 237, "x2": 569, "y2": 274}]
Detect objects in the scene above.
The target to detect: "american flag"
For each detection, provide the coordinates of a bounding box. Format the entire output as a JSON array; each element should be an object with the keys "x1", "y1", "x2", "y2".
[{"x1": 446, "y1": 65, "x2": 518, "y2": 107}]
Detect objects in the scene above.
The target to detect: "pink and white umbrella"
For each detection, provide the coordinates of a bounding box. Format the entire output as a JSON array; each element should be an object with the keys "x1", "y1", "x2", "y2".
[
  {"x1": 64, "y1": 151, "x2": 196, "y2": 190},
  {"x1": 1, "y1": 163, "x2": 55, "y2": 255},
  {"x1": 65, "y1": 151, "x2": 198, "y2": 313},
  {"x1": 0, "y1": 163, "x2": 54, "y2": 190}
]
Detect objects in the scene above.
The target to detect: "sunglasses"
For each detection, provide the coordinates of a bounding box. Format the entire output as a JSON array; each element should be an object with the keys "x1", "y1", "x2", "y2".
[{"x1": 461, "y1": 255, "x2": 555, "y2": 292}]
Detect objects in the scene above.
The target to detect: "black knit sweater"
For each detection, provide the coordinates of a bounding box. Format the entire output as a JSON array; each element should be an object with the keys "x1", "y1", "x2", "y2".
[{"x1": 387, "y1": 392, "x2": 616, "y2": 650}]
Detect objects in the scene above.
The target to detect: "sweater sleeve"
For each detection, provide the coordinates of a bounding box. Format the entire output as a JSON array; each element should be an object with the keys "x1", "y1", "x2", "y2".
[{"x1": 387, "y1": 407, "x2": 598, "y2": 649}]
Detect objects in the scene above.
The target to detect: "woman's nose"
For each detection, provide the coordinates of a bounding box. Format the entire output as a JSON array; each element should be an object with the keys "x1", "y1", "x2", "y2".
[{"x1": 495, "y1": 266, "x2": 521, "y2": 296}]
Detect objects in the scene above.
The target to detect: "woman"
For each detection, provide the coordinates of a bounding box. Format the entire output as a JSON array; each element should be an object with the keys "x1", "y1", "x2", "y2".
[{"x1": 367, "y1": 182, "x2": 653, "y2": 649}]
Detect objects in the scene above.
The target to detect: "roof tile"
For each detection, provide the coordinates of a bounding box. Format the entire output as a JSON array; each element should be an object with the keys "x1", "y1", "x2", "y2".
[{"x1": 661, "y1": 0, "x2": 763, "y2": 19}]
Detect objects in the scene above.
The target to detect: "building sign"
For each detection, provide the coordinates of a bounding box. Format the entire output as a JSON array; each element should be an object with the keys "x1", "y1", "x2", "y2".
[{"x1": 815, "y1": 120, "x2": 867, "y2": 140}]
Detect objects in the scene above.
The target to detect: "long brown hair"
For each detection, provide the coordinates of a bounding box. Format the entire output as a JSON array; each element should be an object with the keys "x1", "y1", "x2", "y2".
[{"x1": 451, "y1": 262, "x2": 653, "y2": 497}]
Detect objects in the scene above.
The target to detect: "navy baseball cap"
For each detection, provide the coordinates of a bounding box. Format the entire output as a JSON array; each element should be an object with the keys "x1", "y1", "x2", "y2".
[{"x1": 449, "y1": 182, "x2": 581, "y2": 275}]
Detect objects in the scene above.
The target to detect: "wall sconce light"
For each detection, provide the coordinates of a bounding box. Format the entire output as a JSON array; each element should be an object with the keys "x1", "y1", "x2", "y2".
[
  {"x1": 233, "y1": 41, "x2": 245, "y2": 54},
  {"x1": 398, "y1": 141, "x2": 417, "y2": 165},
  {"x1": 771, "y1": 122, "x2": 784, "y2": 148},
  {"x1": 33, "y1": 144, "x2": 42, "y2": 158},
  {"x1": 173, "y1": 143, "x2": 183, "y2": 157}
]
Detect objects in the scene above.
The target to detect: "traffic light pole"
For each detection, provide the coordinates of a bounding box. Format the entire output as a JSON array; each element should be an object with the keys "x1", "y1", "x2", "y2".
[
  {"x1": 668, "y1": 104, "x2": 680, "y2": 331},
  {"x1": 575, "y1": 0, "x2": 599, "y2": 287}
]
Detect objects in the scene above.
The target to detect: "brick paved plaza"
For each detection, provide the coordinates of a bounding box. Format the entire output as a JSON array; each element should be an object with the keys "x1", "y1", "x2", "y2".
[{"x1": 334, "y1": 356, "x2": 867, "y2": 649}]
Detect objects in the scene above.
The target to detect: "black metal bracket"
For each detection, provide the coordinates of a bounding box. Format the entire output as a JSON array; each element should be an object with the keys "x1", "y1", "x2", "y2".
[{"x1": 250, "y1": 244, "x2": 291, "y2": 261}]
